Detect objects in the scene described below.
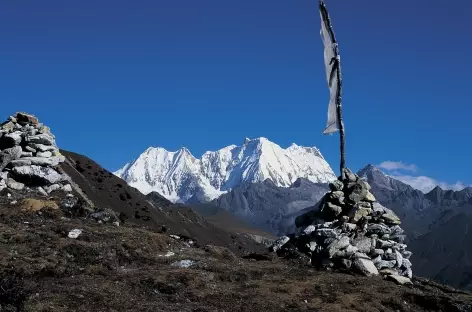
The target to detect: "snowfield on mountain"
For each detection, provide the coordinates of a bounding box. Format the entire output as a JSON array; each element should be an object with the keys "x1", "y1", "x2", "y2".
[{"x1": 115, "y1": 137, "x2": 336, "y2": 203}]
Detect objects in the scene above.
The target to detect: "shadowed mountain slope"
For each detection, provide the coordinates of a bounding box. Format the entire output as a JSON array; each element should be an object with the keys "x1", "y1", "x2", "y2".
[{"x1": 59, "y1": 149, "x2": 264, "y2": 255}]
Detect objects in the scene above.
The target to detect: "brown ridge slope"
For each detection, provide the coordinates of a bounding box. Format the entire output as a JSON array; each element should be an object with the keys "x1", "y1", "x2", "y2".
[
  {"x1": 0, "y1": 199, "x2": 471, "y2": 312},
  {"x1": 58, "y1": 149, "x2": 264, "y2": 255}
]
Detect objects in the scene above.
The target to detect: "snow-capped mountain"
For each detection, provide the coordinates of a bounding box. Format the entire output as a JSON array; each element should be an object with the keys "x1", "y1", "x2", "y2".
[{"x1": 115, "y1": 137, "x2": 336, "y2": 203}]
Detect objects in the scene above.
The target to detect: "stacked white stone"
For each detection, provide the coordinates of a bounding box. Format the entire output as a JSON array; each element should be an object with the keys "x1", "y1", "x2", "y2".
[
  {"x1": 0, "y1": 112, "x2": 71, "y2": 194},
  {"x1": 271, "y1": 168, "x2": 413, "y2": 285}
]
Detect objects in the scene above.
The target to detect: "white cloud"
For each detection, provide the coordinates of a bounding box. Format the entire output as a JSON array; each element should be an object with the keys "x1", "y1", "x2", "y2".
[
  {"x1": 378, "y1": 161, "x2": 470, "y2": 193},
  {"x1": 389, "y1": 175, "x2": 468, "y2": 193},
  {"x1": 378, "y1": 161, "x2": 418, "y2": 173}
]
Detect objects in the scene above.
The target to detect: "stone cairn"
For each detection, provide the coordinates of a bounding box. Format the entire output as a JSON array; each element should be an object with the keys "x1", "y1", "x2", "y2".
[
  {"x1": 271, "y1": 168, "x2": 413, "y2": 284},
  {"x1": 0, "y1": 112, "x2": 71, "y2": 195}
]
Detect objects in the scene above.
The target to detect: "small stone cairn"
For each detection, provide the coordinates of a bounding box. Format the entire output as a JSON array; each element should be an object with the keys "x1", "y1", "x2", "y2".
[
  {"x1": 0, "y1": 112, "x2": 71, "y2": 195},
  {"x1": 271, "y1": 168, "x2": 413, "y2": 284}
]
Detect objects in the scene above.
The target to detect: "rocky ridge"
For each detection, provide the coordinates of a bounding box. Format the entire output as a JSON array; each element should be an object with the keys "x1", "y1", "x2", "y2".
[
  {"x1": 272, "y1": 168, "x2": 414, "y2": 284},
  {"x1": 0, "y1": 112, "x2": 71, "y2": 195}
]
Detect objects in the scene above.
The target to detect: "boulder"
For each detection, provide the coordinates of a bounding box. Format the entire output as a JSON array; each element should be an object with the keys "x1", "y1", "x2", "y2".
[
  {"x1": 404, "y1": 267, "x2": 413, "y2": 279},
  {"x1": 376, "y1": 239, "x2": 394, "y2": 249},
  {"x1": 36, "y1": 123, "x2": 52, "y2": 135},
  {"x1": 45, "y1": 184, "x2": 61, "y2": 193},
  {"x1": 327, "y1": 236, "x2": 350, "y2": 258},
  {"x1": 12, "y1": 165, "x2": 65, "y2": 185},
  {"x1": 394, "y1": 250, "x2": 403, "y2": 268},
  {"x1": 340, "y1": 259, "x2": 352, "y2": 269},
  {"x1": 25, "y1": 133, "x2": 55, "y2": 146},
  {"x1": 371, "y1": 249, "x2": 385, "y2": 257},
  {"x1": 307, "y1": 241, "x2": 317, "y2": 252},
  {"x1": 402, "y1": 258, "x2": 412, "y2": 269},
  {"x1": 68, "y1": 229, "x2": 83, "y2": 239},
  {"x1": 401, "y1": 251, "x2": 412, "y2": 259},
  {"x1": 303, "y1": 225, "x2": 317, "y2": 235},
  {"x1": 272, "y1": 236, "x2": 290, "y2": 252},
  {"x1": 4, "y1": 132, "x2": 23, "y2": 146},
  {"x1": 62, "y1": 184, "x2": 72, "y2": 192},
  {"x1": 37, "y1": 151, "x2": 53, "y2": 158},
  {"x1": 6, "y1": 178, "x2": 24, "y2": 190},
  {"x1": 353, "y1": 237, "x2": 374, "y2": 253},
  {"x1": 342, "y1": 223, "x2": 357, "y2": 232},
  {"x1": 36, "y1": 186, "x2": 48, "y2": 196},
  {"x1": 10, "y1": 156, "x2": 62, "y2": 167},
  {"x1": 329, "y1": 180, "x2": 344, "y2": 191},
  {"x1": 353, "y1": 258, "x2": 379, "y2": 276},
  {"x1": 343, "y1": 168, "x2": 357, "y2": 182},
  {"x1": 379, "y1": 268, "x2": 398, "y2": 276},
  {"x1": 28, "y1": 143, "x2": 56, "y2": 152},
  {"x1": 1, "y1": 121, "x2": 15, "y2": 132},
  {"x1": 90, "y1": 208, "x2": 120, "y2": 224},
  {"x1": 367, "y1": 224, "x2": 391, "y2": 236},
  {"x1": 330, "y1": 191, "x2": 344, "y2": 200},
  {"x1": 347, "y1": 182, "x2": 368, "y2": 203},
  {"x1": 314, "y1": 228, "x2": 338, "y2": 239},
  {"x1": 375, "y1": 259, "x2": 397, "y2": 270},
  {"x1": 348, "y1": 206, "x2": 372, "y2": 223},
  {"x1": 372, "y1": 202, "x2": 387, "y2": 214},
  {"x1": 390, "y1": 235, "x2": 406, "y2": 243},
  {"x1": 364, "y1": 191, "x2": 376, "y2": 202},
  {"x1": 24, "y1": 146, "x2": 36, "y2": 153},
  {"x1": 15, "y1": 112, "x2": 39, "y2": 125},
  {"x1": 390, "y1": 225, "x2": 404, "y2": 235},
  {"x1": 345, "y1": 245, "x2": 358, "y2": 254},
  {"x1": 324, "y1": 202, "x2": 343, "y2": 217},
  {"x1": 0, "y1": 179, "x2": 6, "y2": 192},
  {"x1": 386, "y1": 274, "x2": 412, "y2": 285},
  {"x1": 0, "y1": 146, "x2": 23, "y2": 171},
  {"x1": 358, "y1": 179, "x2": 371, "y2": 190},
  {"x1": 21, "y1": 151, "x2": 33, "y2": 157},
  {"x1": 382, "y1": 211, "x2": 401, "y2": 225}
]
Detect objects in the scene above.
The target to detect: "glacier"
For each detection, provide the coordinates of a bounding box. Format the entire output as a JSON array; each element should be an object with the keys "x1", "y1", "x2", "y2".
[{"x1": 114, "y1": 137, "x2": 337, "y2": 203}]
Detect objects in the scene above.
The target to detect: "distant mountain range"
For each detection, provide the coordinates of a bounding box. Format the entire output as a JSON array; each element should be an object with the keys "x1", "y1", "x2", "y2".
[
  {"x1": 211, "y1": 178, "x2": 329, "y2": 235},
  {"x1": 115, "y1": 137, "x2": 336, "y2": 203}
]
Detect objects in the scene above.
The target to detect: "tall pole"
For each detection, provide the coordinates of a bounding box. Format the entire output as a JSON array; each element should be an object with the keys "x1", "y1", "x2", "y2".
[{"x1": 319, "y1": 0, "x2": 346, "y2": 179}]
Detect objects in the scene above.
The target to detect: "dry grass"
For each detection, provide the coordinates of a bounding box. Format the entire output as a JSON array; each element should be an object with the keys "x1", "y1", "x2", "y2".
[{"x1": 0, "y1": 205, "x2": 471, "y2": 312}]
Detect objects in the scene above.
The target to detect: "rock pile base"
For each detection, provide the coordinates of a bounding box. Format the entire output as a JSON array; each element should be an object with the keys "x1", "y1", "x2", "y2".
[
  {"x1": 271, "y1": 168, "x2": 413, "y2": 284},
  {"x1": 0, "y1": 112, "x2": 71, "y2": 194}
]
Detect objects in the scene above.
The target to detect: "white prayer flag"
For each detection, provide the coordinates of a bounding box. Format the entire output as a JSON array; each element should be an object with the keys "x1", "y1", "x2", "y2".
[{"x1": 320, "y1": 2, "x2": 341, "y2": 135}]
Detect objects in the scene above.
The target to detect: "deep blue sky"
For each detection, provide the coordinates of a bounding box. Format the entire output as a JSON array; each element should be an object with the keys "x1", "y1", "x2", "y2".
[{"x1": 1, "y1": 0, "x2": 470, "y2": 186}]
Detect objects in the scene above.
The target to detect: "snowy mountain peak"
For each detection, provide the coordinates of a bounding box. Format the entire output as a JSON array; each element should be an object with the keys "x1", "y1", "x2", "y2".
[
  {"x1": 357, "y1": 164, "x2": 380, "y2": 178},
  {"x1": 115, "y1": 137, "x2": 337, "y2": 203}
]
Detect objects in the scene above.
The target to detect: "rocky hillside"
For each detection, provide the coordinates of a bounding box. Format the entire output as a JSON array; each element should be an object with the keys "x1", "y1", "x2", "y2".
[
  {"x1": 1, "y1": 112, "x2": 472, "y2": 311},
  {"x1": 115, "y1": 137, "x2": 336, "y2": 202},
  {"x1": 1, "y1": 195, "x2": 472, "y2": 311},
  {"x1": 211, "y1": 178, "x2": 329, "y2": 235},
  {"x1": 0, "y1": 113, "x2": 264, "y2": 255}
]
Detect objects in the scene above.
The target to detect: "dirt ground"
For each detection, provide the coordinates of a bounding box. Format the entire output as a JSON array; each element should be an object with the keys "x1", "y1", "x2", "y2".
[{"x1": 0, "y1": 199, "x2": 471, "y2": 312}]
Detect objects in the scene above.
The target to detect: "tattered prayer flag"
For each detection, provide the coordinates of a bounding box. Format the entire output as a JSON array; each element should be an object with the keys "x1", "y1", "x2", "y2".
[
  {"x1": 319, "y1": 1, "x2": 342, "y2": 135},
  {"x1": 318, "y1": 0, "x2": 346, "y2": 176}
]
